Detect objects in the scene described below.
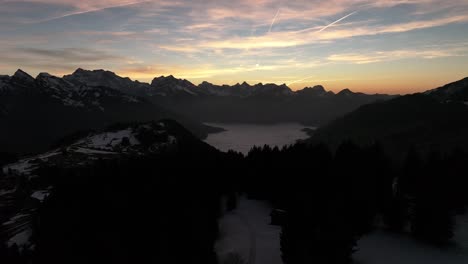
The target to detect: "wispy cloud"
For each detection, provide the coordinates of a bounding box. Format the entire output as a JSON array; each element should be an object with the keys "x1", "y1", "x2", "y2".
[
  {"x1": 1, "y1": 0, "x2": 468, "y2": 92},
  {"x1": 18, "y1": 47, "x2": 124, "y2": 61},
  {"x1": 327, "y1": 47, "x2": 468, "y2": 64}
]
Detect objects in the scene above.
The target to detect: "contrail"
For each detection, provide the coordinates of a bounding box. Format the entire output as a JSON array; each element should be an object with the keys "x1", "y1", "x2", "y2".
[
  {"x1": 317, "y1": 11, "x2": 357, "y2": 33},
  {"x1": 288, "y1": 74, "x2": 316, "y2": 86},
  {"x1": 30, "y1": 1, "x2": 151, "y2": 24},
  {"x1": 268, "y1": 8, "x2": 281, "y2": 33}
]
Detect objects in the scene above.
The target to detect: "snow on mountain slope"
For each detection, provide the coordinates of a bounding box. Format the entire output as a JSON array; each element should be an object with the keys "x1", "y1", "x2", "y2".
[
  {"x1": 4, "y1": 70, "x2": 143, "y2": 111},
  {"x1": 65, "y1": 68, "x2": 140, "y2": 89},
  {"x1": 151, "y1": 75, "x2": 201, "y2": 96},
  {"x1": 0, "y1": 121, "x2": 178, "y2": 252}
]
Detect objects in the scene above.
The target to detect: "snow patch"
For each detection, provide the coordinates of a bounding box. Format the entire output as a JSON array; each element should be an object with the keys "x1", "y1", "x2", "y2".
[
  {"x1": 168, "y1": 135, "x2": 177, "y2": 144},
  {"x1": 62, "y1": 97, "x2": 84, "y2": 107},
  {"x1": 73, "y1": 128, "x2": 139, "y2": 151},
  {"x1": 3, "y1": 161, "x2": 37, "y2": 175},
  {"x1": 31, "y1": 190, "x2": 50, "y2": 202},
  {"x1": 124, "y1": 96, "x2": 139, "y2": 103},
  {"x1": 3, "y1": 151, "x2": 61, "y2": 175},
  {"x1": 7, "y1": 228, "x2": 32, "y2": 251},
  {"x1": 73, "y1": 147, "x2": 118, "y2": 155},
  {"x1": 2, "y1": 214, "x2": 30, "y2": 226}
]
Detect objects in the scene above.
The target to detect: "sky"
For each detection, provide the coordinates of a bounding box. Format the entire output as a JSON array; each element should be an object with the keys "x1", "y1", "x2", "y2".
[{"x1": 1, "y1": 0, "x2": 468, "y2": 94}]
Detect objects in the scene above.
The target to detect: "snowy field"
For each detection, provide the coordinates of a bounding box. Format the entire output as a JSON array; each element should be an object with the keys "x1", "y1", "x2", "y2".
[
  {"x1": 355, "y1": 214, "x2": 468, "y2": 264},
  {"x1": 216, "y1": 197, "x2": 282, "y2": 264},
  {"x1": 217, "y1": 197, "x2": 468, "y2": 264}
]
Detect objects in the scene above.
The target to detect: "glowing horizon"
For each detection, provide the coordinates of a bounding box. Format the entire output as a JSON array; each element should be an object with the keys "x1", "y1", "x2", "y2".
[{"x1": 1, "y1": 0, "x2": 468, "y2": 94}]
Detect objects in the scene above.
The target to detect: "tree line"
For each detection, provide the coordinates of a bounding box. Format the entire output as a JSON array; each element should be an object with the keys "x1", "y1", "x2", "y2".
[{"x1": 1, "y1": 140, "x2": 468, "y2": 264}]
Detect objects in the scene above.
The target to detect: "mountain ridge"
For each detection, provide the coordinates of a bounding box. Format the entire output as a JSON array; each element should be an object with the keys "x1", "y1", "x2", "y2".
[
  {"x1": 308, "y1": 76, "x2": 468, "y2": 158},
  {"x1": 2, "y1": 68, "x2": 394, "y2": 97},
  {"x1": 0, "y1": 70, "x2": 222, "y2": 154}
]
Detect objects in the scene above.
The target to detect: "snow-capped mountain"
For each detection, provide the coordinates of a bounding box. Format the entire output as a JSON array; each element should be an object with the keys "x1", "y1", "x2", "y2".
[
  {"x1": 63, "y1": 68, "x2": 152, "y2": 97},
  {"x1": 0, "y1": 120, "x2": 201, "y2": 254},
  {"x1": 197, "y1": 81, "x2": 294, "y2": 97},
  {"x1": 59, "y1": 68, "x2": 393, "y2": 99},
  {"x1": 63, "y1": 69, "x2": 297, "y2": 98},
  {"x1": 2, "y1": 69, "x2": 143, "y2": 111},
  {"x1": 0, "y1": 68, "x2": 395, "y2": 153},
  {"x1": 150, "y1": 75, "x2": 202, "y2": 96},
  {"x1": 0, "y1": 69, "x2": 221, "y2": 154}
]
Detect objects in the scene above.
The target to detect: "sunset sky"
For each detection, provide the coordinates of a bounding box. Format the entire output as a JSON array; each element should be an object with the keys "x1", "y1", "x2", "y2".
[{"x1": 1, "y1": 0, "x2": 468, "y2": 94}]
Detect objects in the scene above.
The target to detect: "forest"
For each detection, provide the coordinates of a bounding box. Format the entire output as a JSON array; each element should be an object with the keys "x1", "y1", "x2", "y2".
[{"x1": 1, "y1": 140, "x2": 467, "y2": 264}]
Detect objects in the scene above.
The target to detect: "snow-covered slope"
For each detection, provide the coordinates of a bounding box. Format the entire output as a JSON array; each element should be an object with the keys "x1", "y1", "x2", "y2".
[
  {"x1": 355, "y1": 214, "x2": 468, "y2": 264},
  {"x1": 1, "y1": 70, "x2": 142, "y2": 111},
  {"x1": 0, "y1": 121, "x2": 179, "y2": 252},
  {"x1": 64, "y1": 68, "x2": 152, "y2": 97},
  {"x1": 216, "y1": 196, "x2": 282, "y2": 264}
]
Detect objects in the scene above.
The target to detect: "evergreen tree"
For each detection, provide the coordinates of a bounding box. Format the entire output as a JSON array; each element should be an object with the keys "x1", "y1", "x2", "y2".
[
  {"x1": 281, "y1": 194, "x2": 357, "y2": 264},
  {"x1": 410, "y1": 151, "x2": 455, "y2": 245}
]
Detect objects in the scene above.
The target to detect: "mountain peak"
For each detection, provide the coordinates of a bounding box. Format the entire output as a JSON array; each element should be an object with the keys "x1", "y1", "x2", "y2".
[
  {"x1": 152, "y1": 75, "x2": 195, "y2": 87},
  {"x1": 13, "y1": 69, "x2": 34, "y2": 80},
  {"x1": 311, "y1": 85, "x2": 326, "y2": 92},
  {"x1": 296, "y1": 85, "x2": 332, "y2": 96},
  {"x1": 200, "y1": 81, "x2": 213, "y2": 86},
  {"x1": 72, "y1": 68, "x2": 86, "y2": 74},
  {"x1": 71, "y1": 68, "x2": 115, "y2": 76},
  {"x1": 337, "y1": 88, "x2": 355, "y2": 96},
  {"x1": 12, "y1": 69, "x2": 35, "y2": 84},
  {"x1": 37, "y1": 72, "x2": 53, "y2": 78}
]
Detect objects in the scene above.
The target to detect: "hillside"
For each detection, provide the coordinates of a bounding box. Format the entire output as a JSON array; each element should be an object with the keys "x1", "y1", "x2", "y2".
[{"x1": 309, "y1": 77, "x2": 468, "y2": 158}]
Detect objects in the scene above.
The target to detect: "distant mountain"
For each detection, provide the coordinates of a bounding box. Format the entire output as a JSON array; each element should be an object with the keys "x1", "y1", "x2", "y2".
[
  {"x1": 61, "y1": 69, "x2": 396, "y2": 124},
  {"x1": 143, "y1": 76, "x2": 393, "y2": 125},
  {"x1": 309, "y1": 77, "x2": 468, "y2": 158},
  {"x1": 0, "y1": 70, "x2": 220, "y2": 154},
  {"x1": 0, "y1": 68, "x2": 397, "y2": 153}
]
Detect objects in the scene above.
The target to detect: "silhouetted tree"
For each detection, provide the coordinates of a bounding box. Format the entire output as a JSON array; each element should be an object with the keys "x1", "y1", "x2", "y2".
[{"x1": 410, "y1": 151, "x2": 455, "y2": 245}]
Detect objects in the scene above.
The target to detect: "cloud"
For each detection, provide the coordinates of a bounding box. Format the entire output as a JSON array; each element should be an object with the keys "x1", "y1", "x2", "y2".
[
  {"x1": 0, "y1": 47, "x2": 128, "y2": 76},
  {"x1": 1, "y1": 0, "x2": 468, "y2": 92},
  {"x1": 17, "y1": 47, "x2": 124, "y2": 61},
  {"x1": 327, "y1": 47, "x2": 467, "y2": 64},
  {"x1": 161, "y1": 13, "x2": 468, "y2": 51}
]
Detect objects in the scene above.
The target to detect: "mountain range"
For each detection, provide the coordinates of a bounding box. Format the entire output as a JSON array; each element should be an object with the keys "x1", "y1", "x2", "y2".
[
  {"x1": 63, "y1": 68, "x2": 395, "y2": 124},
  {"x1": 309, "y1": 77, "x2": 468, "y2": 158},
  {"x1": 0, "y1": 70, "x2": 221, "y2": 154},
  {"x1": 0, "y1": 68, "x2": 394, "y2": 154}
]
